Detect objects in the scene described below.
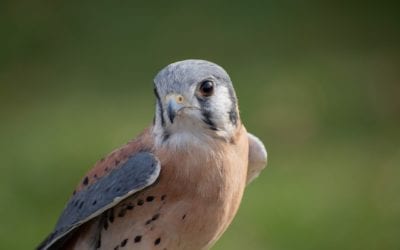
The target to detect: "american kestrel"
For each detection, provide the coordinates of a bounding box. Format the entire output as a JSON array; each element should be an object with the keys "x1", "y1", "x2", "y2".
[{"x1": 38, "y1": 59, "x2": 267, "y2": 250}]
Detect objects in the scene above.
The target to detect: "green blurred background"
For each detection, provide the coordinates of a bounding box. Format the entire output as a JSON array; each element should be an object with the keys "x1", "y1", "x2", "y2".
[{"x1": 1, "y1": 1, "x2": 399, "y2": 249}]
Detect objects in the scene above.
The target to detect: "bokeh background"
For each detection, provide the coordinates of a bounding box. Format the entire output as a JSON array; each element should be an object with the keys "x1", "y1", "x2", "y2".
[{"x1": 1, "y1": 1, "x2": 399, "y2": 249}]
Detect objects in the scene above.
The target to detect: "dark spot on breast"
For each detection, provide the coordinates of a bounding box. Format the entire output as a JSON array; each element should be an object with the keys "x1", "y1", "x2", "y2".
[
  {"x1": 134, "y1": 235, "x2": 142, "y2": 243},
  {"x1": 96, "y1": 237, "x2": 101, "y2": 248},
  {"x1": 109, "y1": 209, "x2": 115, "y2": 223},
  {"x1": 146, "y1": 196, "x2": 155, "y2": 202},
  {"x1": 152, "y1": 213, "x2": 160, "y2": 221},
  {"x1": 83, "y1": 177, "x2": 89, "y2": 185},
  {"x1": 94, "y1": 174, "x2": 98, "y2": 178},
  {"x1": 137, "y1": 199, "x2": 144, "y2": 206},
  {"x1": 161, "y1": 195, "x2": 167, "y2": 201},
  {"x1": 182, "y1": 214, "x2": 186, "y2": 220},
  {"x1": 126, "y1": 204, "x2": 134, "y2": 210},
  {"x1": 115, "y1": 160, "x2": 120, "y2": 165},
  {"x1": 120, "y1": 239, "x2": 128, "y2": 247},
  {"x1": 105, "y1": 167, "x2": 109, "y2": 172},
  {"x1": 118, "y1": 209, "x2": 127, "y2": 217},
  {"x1": 154, "y1": 237, "x2": 161, "y2": 245},
  {"x1": 146, "y1": 213, "x2": 160, "y2": 225},
  {"x1": 114, "y1": 246, "x2": 119, "y2": 250}
]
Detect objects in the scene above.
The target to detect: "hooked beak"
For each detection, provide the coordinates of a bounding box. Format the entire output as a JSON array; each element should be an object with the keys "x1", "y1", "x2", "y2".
[{"x1": 166, "y1": 94, "x2": 185, "y2": 123}]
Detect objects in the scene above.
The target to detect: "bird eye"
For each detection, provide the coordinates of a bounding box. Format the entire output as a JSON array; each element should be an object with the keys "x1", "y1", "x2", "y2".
[{"x1": 199, "y1": 80, "x2": 214, "y2": 97}]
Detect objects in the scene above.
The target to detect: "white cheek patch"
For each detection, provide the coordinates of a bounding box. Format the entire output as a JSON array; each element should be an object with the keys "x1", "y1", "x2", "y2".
[
  {"x1": 153, "y1": 108, "x2": 210, "y2": 149},
  {"x1": 209, "y1": 85, "x2": 236, "y2": 135}
]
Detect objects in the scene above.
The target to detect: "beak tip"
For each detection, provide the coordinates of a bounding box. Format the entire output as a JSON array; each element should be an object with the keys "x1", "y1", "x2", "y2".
[{"x1": 168, "y1": 110, "x2": 175, "y2": 123}]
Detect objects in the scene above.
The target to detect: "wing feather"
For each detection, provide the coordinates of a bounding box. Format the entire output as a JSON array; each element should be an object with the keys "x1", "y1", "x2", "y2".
[
  {"x1": 247, "y1": 133, "x2": 267, "y2": 184},
  {"x1": 37, "y1": 152, "x2": 160, "y2": 250}
]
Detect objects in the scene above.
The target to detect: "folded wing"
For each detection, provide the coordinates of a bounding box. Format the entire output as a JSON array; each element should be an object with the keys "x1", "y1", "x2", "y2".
[{"x1": 37, "y1": 152, "x2": 160, "y2": 250}]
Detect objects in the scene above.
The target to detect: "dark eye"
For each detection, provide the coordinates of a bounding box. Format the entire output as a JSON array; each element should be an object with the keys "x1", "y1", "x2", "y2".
[{"x1": 199, "y1": 80, "x2": 214, "y2": 97}]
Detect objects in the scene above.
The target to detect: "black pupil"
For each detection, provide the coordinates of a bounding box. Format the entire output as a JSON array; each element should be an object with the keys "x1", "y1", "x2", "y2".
[{"x1": 200, "y1": 81, "x2": 214, "y2": 95}]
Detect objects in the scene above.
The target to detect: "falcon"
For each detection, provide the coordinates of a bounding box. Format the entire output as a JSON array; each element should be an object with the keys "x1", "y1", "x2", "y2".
[{"x1": 38, "y1": 59, "x2": 267, "y2": 250}]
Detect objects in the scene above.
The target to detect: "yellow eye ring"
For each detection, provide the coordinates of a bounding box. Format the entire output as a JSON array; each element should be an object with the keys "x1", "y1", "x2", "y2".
[{"x1": 176, "y1": 95, "x2": 184, "y2": 103}]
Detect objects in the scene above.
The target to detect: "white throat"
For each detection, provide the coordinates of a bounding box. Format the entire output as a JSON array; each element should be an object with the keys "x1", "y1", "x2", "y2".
[{"x1": 152, "y1": 115, "x2": 233, "y2": 154}]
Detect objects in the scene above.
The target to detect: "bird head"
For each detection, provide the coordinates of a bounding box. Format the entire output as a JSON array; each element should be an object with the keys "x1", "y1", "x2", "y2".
[{"x1": 152, "y1": 59, "x2": 240, "y2": 148}]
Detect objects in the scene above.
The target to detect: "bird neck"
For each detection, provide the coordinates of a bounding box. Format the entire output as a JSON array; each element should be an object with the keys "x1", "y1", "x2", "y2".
[{"x1": 152, "y1": 119, "x2": 242, "y2": 152}]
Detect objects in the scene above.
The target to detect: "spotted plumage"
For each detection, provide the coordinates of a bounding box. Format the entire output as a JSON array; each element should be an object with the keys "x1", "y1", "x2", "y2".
[{"x1": 38, "y1": 59, "x2": 267, "y2": 250}]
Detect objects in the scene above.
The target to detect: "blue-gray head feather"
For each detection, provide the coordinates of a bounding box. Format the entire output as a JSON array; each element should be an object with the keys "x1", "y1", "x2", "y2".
[{"x1": 152, "y1": 59, "x2": 239, "y2": 146}]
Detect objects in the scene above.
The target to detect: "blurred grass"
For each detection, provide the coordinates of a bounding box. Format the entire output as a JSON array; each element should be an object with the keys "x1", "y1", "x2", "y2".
[{"x1": 0, "y1": 1, "x2": 399, "y2": 249}]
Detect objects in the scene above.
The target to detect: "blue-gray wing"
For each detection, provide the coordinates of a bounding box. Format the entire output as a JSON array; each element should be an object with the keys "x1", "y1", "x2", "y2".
[{"x1": 37, "y1": 152, "x2": 161, "y2": 250}]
